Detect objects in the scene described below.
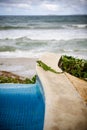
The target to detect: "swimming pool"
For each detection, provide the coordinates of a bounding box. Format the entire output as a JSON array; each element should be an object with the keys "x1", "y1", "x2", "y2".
[{"x1": 0, "y1": 76, "x2": 45, "y2": 130}]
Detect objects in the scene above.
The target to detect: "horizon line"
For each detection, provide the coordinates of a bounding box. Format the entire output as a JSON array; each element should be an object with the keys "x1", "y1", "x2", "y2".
[{"x1": 0, "y1": 14, "x2": 87, "y2": 16}]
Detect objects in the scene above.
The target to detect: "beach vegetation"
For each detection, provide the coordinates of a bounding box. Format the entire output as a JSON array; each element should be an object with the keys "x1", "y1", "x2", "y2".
[
  {"x1": 0, "y1": 71, "x2": 36, "y2": 84},
  {"x1": 58, "y1": 55, "x2": 87, "y2": 81},
  {"x1": 37, "y1": 60, "x2": 62, "y2": 74}
]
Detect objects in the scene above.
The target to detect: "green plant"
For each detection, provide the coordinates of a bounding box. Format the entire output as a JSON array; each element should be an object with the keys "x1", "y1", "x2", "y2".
[
  {"x1": 37, "y1": 60, "x2": 62, "y2": 74},
  {"x1": 58, "y1": 55, "x2": 87, "y2": 81},
  {"x1": 0, "y1": 75, "x2": 36, "y2": 84}
]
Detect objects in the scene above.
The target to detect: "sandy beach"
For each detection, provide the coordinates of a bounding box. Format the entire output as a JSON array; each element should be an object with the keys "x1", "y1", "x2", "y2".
[{"x1": 0, "y1": 58, "x2": 37, "y2": 79}]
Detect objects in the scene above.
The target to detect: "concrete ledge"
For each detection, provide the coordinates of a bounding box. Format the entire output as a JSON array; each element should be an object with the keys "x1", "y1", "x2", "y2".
[{"x1": 36, "y1": 53, "x2": 87, "y2": 130}]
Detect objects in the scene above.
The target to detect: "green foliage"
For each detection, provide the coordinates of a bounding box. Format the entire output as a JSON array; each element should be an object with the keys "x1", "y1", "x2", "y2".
[
  {"x1": 37, "y1": 60, "x2": 62, "y2": 74},
  {"x1": 31, "y1": 75, "x2": 36, "y2": 84},
  {"x1": 0, "y1": 75, "x2": 36, "y2": 84},
  {"x1": 58, "y1": 55, "x2": 87, "y2": 81}
]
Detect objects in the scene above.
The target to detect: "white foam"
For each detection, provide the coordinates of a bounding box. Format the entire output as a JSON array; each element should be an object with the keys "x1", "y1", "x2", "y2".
[
  {"x1": 72, "y1": 24, "x2": 87, "y2": 28},
  {"x1": 0, "y1": 29, "x2": 87, "y2": 40},
  {"x1": 0, "y1": 50, "x2": 44, "y2": 58}
]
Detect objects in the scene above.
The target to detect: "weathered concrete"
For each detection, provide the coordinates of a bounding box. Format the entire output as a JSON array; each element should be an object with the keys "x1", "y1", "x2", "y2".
[
  {"x1": 65, "y1": 72, "x2": 87, "y2": 104},
  {"x1": 36, "y1": 52, "x2": 87, "y2": 130}
]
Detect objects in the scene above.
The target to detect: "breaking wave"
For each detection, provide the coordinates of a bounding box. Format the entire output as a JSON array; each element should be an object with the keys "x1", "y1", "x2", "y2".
[{"x1": 0, "y1": 24, "x2": 87, "y2": 30}]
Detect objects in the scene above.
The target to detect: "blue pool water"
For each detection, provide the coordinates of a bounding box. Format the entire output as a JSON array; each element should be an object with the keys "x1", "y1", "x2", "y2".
[{"x1": 0, "y1": 77, "x2": 45, "y2": 130}]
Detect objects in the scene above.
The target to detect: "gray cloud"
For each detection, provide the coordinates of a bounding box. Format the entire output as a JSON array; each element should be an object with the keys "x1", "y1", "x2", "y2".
[
  {"x1": 0, "y1": 0, "x2": 87, "y2": 14},
  {"x1": 0, "y1": 0, "x2": 86, "y2": 4}
]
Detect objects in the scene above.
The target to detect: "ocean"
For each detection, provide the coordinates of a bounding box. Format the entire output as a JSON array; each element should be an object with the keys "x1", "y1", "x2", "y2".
[{"x1": 0, "y1": 15, "x2": 87, "y2": 59}]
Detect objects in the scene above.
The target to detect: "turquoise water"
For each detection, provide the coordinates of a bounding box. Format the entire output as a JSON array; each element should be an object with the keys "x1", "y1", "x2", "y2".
[
  {"x1": 0, "y1": 77, "x2": 45, "y2": 130},
  {"x1": 0, "y1": 15, "x2": 87, "y2": 59}
]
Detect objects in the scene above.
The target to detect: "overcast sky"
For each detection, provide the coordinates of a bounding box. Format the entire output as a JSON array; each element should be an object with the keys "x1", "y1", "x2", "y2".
[{"x1": 0, "y1": 0, "x2": 87, "y2": 15}]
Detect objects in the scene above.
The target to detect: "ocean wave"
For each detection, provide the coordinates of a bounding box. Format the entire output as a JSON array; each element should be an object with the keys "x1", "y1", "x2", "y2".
[
  {"x1": 0, "y1": 36, "x2": 31, "y2": 40},
  {"x1": 0, "y1": 24, "x2": 87, "y2": 30},
  {"x1": 0, "y1": 26, "x2": 31, "y2": 30},
  {"x1": 69, "y1": 24, "x2": 87, "y2": 29},
  {"x1": 0, "y1": 36, "x2": 87, "y2": 44},
  {"x1": 0, "y1": 38, "x2": 49, "y2": 52},
  {"x1": 0, "y1": 38, "x2": 87, "y2": 53},
  {"x1": 0, "y1": 25, "x2": 64, "y2": 30},
  {"x1": 0, "y1": 32, "x2": 87, "y2": 41},
  {"x1": 0, "y1": 35, "x2": 87, "y2": 61},
  {"x1": 0, "y1": 50, "x2": 44, "y2": 58},
  {"x1": 0, "y1": 15, "x2": 87, "y2": 31},
  {"x1": 0, "y1": 46, "x2": 16, "y2": 52},
  {"x1": 0, "y1": 49, "x2": 87, "y2": 60}
]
